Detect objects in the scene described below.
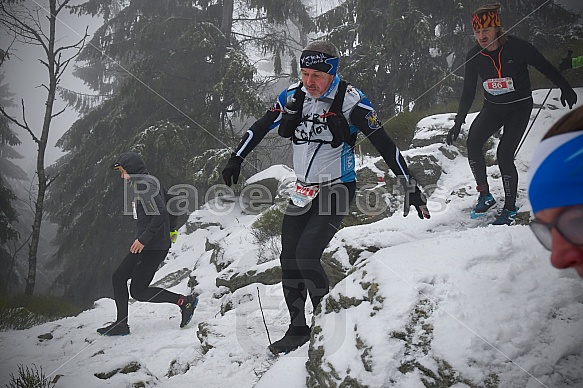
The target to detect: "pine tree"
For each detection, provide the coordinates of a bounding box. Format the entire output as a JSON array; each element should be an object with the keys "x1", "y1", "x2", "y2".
[{"x1": 0, "y1": 70, "x2": 25, "y2": 292}]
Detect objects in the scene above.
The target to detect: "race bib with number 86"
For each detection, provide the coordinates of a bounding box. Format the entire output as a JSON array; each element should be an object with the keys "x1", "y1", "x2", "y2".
[{"x1": 483, "y1": 77, "x2": 515, "y2": 96}]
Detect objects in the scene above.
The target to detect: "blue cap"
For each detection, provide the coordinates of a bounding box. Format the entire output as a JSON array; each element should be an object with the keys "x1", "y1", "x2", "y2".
[{"x1": 528, "y1": 131, "x2": 583, "y2": 214}]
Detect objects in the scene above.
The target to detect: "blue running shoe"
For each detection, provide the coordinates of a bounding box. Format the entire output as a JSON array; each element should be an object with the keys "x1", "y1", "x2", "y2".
[
  {"x1": 470, "y1": 193, "x2": 496, "y2": 218},
  {"x1": 492, "y1": 208, "x2": 517, "y2": 226}
]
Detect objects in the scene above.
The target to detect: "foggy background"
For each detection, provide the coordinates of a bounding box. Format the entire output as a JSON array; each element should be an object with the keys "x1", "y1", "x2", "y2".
[{"x1": 2, "y1": 0, "x2": 581, "y2": 174}]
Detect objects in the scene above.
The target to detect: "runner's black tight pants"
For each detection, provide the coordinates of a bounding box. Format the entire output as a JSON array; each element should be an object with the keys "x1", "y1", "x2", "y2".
[
  {"x1": 280, "y1": 181, "x2": 356, "y2": 328},
  {"x1": 466, "y1": 98, "x2": 533, "y2": 211},
  {"x1": 112, "y1": 249, "x2": 180, "y2": 323}
]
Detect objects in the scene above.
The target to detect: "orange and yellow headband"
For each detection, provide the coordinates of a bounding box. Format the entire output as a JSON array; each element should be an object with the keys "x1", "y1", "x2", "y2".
[{"x1": 472, "y1": 10, "x2": 500, "y2": 30}]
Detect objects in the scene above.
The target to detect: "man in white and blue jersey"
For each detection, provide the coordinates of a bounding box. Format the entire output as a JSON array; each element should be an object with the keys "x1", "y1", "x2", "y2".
[{"x1": 222, "y1": 40, "x2": 430, "y2": 355}]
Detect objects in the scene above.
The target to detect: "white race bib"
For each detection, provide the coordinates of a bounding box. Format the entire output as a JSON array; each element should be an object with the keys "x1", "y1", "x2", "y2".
[
  {"x1": 483, "y1": 77, "x2": 515, "y2": 96},
  {"x1": 290, "y1": 182, "x2": 320, "y2": 207}
]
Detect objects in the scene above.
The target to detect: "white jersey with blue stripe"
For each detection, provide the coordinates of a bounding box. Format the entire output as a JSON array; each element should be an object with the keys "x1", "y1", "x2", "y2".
[
  {"x1": 270, "y1": 75, "x2": 372, "y2": 184},
  {"x1": 232, "y1": 75, "x2": 413, "y2": 189}
]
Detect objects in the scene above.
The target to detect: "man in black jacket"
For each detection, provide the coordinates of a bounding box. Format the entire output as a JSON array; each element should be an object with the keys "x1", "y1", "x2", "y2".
[
  {"x1": 97, "y1": 151, "x2": 197, "y2": 336},
  {"x1": 447, "y1": 3, "x2": 578, "y2": 225}
]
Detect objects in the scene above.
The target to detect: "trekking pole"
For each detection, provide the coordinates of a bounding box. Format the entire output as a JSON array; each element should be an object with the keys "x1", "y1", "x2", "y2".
[
  {"x1": 515, "y1": 50, "x2": 572, "y2": 157},
  {"x1": 257, "y1": 287, "x2": 273, "y2": 346}
]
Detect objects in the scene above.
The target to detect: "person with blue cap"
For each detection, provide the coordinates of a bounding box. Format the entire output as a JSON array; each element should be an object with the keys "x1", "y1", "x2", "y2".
[{"x1": 528, "y1": 106, "x2": 583, "y2": 278}]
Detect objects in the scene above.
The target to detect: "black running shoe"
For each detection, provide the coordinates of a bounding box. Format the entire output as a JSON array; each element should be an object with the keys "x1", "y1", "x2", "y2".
[
  {"x1": 97, "y1": 321, "x2": 130, "y2": 336},
  {"x1": 180, "y1": 295, "x2": 198, "y2": 328},
  {"x1": 268, "y1": 325, "x2": 311, "y2": 355}
]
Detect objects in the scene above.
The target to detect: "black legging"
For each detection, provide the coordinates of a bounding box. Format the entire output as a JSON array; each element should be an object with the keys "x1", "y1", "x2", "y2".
[
  {"x1": 466, "y1": 98, "x2": 533, "y2": 211},
  {"x1": 280, "y1": 181, "x2": 356, "y2": 328},
  {"x1": 112, "y1": 249, "x2": 180, "y2": 323}
]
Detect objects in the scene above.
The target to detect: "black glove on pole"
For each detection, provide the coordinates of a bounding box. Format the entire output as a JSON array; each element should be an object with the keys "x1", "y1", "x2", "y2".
[
  {"x1": 222, "y1": 155, "x2": 243, "y2": 186},
  {"x1": 558, "y1": 50, "x2": 577, "y2": 109},
  {"x1": 560, "y1": 87, "x2": 577, "y2": 109},
  {"x1": 403, "y1": 188, "x2": 431, "y2": 219},
  {"x1": 446, "y1": 121, "x2": 462, "y2": 145}
]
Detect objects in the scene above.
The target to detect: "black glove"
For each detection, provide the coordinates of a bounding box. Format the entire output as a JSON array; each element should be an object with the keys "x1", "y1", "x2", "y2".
[
  {"x1": 221, "y1": 155, "x2": 243, "y2": 186},
  {"x1": 446, "y1": 121, "x2": 462, "y2": 145},
  {"x1": 559, "y1": 57, "x2": 573, "y2": 72},
  {"x1": 404, "y1": 188, "x2": 430, "y2": 219},
  {"x1": 560, "y1": 87, "x2": 577, "y2": 109}
]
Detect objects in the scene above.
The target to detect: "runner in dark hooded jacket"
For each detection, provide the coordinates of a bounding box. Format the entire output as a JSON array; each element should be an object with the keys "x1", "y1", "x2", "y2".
[{"x1": 96, "y1": 151, "x2": 197, "y2": 336}]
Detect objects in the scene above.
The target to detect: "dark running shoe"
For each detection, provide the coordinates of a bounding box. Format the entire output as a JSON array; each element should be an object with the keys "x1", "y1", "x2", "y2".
[
  {"x1": 180, "y1": 295, "x2": 198, "y2": 328},
  {"x1": 470, "y1": 193, "x2": 496, "y2": 218},
  {"x1": 268, "y1": 325, "x2": 311, "y2": 355},
  {"x1": 492, "y1": 208, "x2": 517, "y2": 226},
  {"x1": 97, "y1": 321, "x2": 130, "y2": 336}
]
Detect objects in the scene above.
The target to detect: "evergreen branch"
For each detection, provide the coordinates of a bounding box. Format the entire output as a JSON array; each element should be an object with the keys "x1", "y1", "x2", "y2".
[{"x1": 46, "y1": 173, "x2": 60, "y2": 189}]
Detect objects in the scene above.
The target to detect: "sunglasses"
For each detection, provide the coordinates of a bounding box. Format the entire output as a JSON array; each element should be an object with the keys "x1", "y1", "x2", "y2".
[{"x1": 529, "y1": 206, "x2": 583, "y2": 250}]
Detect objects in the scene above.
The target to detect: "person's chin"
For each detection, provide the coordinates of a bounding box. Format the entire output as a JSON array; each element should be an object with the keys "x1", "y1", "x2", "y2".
[{"x1": 306, "y1": 90, "x2": 322, "y2": 98}]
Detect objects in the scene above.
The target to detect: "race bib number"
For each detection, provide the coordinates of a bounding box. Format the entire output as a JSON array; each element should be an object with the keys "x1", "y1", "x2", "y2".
[
  {"x1": 483, "y1": 77, "x2": 515, "y2": 96},
  {"x1": 290, "y1": 182, "x2": 320, "y2": 207}
]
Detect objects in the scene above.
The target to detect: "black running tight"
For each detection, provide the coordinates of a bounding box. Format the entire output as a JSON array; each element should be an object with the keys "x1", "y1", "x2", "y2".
[
  {"x1": 112, "y1": 249, "x2": 180, "y2": 323},
  {"x1": 466, "y1": 98, "x2": 533, "y2": 210},
  {"x1": 280, "y1": 181, "x2": 356, "y2": 328}
]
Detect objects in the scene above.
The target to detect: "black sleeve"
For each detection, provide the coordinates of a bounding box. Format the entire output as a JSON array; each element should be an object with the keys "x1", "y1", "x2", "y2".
[
  {"x1": 232, "y1": 108, "x2": 281, "y2": 159},
  {"x1": 162, "y1": 186, "x2": 179, "y2": 230},
  {"x1": 138, "y1": 192, "x2": 168, "y2": 247},
  {"x1": 350, "y1": 105, "x2": 413, "y2": 187},
  {"x1": 524, "y1": 41, "x2": 572, "y2": 90},
  {"x1": 456, "y1": 50, "x2": 479, "y2": 123}
]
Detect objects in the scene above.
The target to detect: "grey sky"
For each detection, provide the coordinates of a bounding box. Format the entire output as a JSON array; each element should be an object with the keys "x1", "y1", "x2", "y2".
[{"x1": 1, "y1": 1, "x2": 98, "y2": 173}]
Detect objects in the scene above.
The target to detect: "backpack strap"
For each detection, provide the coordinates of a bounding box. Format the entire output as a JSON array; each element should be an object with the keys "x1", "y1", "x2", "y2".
[
  {"x1": 289, "y1": 79, "x2": 356, "y2": 149},
  {"x1": 329, "y1": 80, "x2": 347, "y2": 115},
  {"x1": 325, "y1": 80, "x2": 356, "y2": 149}
]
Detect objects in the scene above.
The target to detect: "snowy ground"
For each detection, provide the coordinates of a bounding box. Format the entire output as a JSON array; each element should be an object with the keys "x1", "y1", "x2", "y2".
[{"x1": 0, "y1": 89, "x2": 582, "y2": 387}]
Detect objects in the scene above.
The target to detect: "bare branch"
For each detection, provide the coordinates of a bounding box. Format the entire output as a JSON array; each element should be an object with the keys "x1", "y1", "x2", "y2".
[
  {"x1": 56, "y1": 0, "x2": 71, "y2": 14},
  {"x1": 0, "y1": 36, "x2": 17, "y2": 66},
  {"x1": 0, "y1": 3, "x2": 50, "y2": 55},
  {"x1": 233, "y1": 17, "x2": 269, "y2": 22},
  {"x1": 0, "y1": 103, "x2": 38, "y2": 143},
  {"x1": 51, "y1": 106, "x2": 66, "y2": 119}
]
